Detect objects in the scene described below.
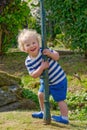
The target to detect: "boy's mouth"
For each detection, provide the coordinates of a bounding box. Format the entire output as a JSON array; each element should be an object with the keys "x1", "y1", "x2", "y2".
[{"x1": 30, "y1": 48, "x2": 36, "y2": 52}]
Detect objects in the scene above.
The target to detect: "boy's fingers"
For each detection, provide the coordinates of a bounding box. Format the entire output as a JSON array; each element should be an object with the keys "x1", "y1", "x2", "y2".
[{"x1": 42, "y1": 59, "x2": 44, "y2": 62}]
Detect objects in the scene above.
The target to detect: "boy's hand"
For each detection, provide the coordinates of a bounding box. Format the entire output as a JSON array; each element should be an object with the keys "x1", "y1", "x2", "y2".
[
  {"x1": 41, "y1": 60, "x2": 49, "y2": 70},
  {"x1": 30, "y1": 60, "x2": 49, "y2": 78},
  {"x1": 43, "y1": 49, "x2": 51, "y2": 57},
  {"x1": 43, "y1": 48, "x2": 59, "y2": 61}
]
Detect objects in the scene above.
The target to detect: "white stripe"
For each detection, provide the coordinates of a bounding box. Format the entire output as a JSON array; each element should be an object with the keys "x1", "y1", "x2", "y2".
[
  {"x1": 29, "y1": 70, "x2": 34, "y2": 74},
  {"x1": 49, "y1": 75, "x2": 66, "y2": 85},
  {"x1": 50, "y1": 70, "x2": 64, "y2": 82},
  {"x1": 49, "y1": 66, "x2": 61, "y2": 79},
  {"x1": 49, "y1": 60, "x2": 53, "y2": 66},
  {"x1": 49, "y1": 61, "x2": 58, "y2": 73},
  {"x1": 32, "y1": 58, "x2": 42, "y2": 67}
]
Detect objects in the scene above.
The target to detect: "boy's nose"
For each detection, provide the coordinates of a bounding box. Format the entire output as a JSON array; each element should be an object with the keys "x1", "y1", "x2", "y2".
[{"x1": 30, "y1": 44, "x2": 34, "y2": 47}]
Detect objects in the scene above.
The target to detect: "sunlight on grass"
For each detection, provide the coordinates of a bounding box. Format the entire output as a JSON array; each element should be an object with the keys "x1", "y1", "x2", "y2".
[{"x1": 0, "y1": 111, "x2": 87, "y2": 130}]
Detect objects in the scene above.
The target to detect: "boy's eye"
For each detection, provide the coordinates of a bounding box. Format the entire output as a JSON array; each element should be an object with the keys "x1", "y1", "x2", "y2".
[
  {"x1": 26, "y1": 44, "x2": 30, "y2": 47},
  {"x1": 33, "y1": 42, "x2": 36, "y2": 44}
]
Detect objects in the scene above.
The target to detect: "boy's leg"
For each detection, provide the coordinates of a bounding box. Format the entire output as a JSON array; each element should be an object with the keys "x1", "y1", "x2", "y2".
[
  {"x1": 58, "y1": 100, "x2": 68, "y2": 117},
  {"x1": 52, "y1": 100, "x2": 69, "y2": 124},
  {"x1": 50, "y1": 78, "x2": 69, "y2": 124},
  {"x1": 32, "y1": 90, "x2": 44, "y2": 119},
  {"x1": 38, "y1": 92, "x2": 44, "y2": 112}
]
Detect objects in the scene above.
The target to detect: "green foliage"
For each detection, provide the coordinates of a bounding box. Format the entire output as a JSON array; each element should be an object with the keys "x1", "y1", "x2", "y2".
[
  {"x1": 21, "y1": 75, "x2": 39, "y2": 88},
  {"x1": 50, "y1": 96, "x2": 58, "y2": 110},
  {"x1": 44, "y1": 0, "x2": 87, "y2": 54},
  {"x1": 0, "y1": 0, "x2": 37, "y2": 52},
  {"x1": 22, "y1": 88, "x2": 39, "y2": 106},
  {"x1": 67, "y1": 91, "x2": 87, "y2": 110}
]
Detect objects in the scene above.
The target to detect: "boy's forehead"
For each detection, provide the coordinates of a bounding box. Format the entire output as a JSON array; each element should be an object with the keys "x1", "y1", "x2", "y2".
[
  {"x1": 29, "y1": 35, "x2": 38, "y2": 41},
  {"x1": 29, "y1": 35, "x2": 37, "y2": 39},
  {"x1": 24, "y1": 35, "x2": 38, "y2": 43}
]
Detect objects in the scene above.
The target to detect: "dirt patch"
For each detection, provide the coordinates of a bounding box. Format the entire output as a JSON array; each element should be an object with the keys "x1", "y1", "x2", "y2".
[{"x1": 0, "y1": 52, "x2": 27, "y2": 76}]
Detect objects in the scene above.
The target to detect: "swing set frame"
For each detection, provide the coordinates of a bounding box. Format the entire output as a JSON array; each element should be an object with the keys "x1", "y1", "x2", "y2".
[{"x1": 40, "y1": 0, "x2": 51, "y2": 124}]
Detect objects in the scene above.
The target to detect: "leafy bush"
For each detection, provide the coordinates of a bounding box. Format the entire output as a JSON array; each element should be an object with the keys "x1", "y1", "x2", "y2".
[
  {"x1": 44, "y1": 0, "x2": 87, "y2": 56},
  {"x1": 67, "y1": 91, "x2": 87, "y2": 110},
  {"x1": 22, "y1": 88, "x2": 39, "y2": 107},
  {"x1": 0, "y1": 0, "x2": 37, "y2": 53},
  {"x1": 50, "y1": 96, "x2": 58, "y2": 110}
]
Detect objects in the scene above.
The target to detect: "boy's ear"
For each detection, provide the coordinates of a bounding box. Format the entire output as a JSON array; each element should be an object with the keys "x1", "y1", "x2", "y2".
[
  {"x1": 22, "y1": 47, "x2": 25, "y2": 52},
  {"x1": 23, "y1": 49, "x2": 26, "y2": 52},
  {"x1": 21, "y1": 48, "x2": 25, "y2": 52}
]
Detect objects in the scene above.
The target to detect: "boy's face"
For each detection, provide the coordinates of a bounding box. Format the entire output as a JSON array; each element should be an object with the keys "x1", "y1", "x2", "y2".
[{"x1": 23, "y1": 36, "x2": 40, "y2": 58}]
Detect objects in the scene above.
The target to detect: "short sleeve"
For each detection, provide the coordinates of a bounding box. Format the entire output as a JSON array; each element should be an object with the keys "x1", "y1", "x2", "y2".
[
  {"x1": 25, "y1": 58, "x2": 35, "y2": 75},
  {"x1": 49, "y1": 48, "x2": 54, "y2": 52}
]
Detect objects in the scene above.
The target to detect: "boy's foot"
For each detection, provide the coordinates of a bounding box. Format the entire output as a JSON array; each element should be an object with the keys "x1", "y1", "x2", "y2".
[
  {"x1": 51, "y1": 115, "x2": 69, "y2": 124},
  {"x1": 32, "y1": 111, "x2": 43, "y2": 119}
]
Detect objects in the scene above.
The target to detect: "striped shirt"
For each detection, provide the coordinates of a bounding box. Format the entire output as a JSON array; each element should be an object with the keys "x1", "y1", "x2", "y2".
[{"x1": 25, "y1": 48, "x2": 66, "y2": 85}]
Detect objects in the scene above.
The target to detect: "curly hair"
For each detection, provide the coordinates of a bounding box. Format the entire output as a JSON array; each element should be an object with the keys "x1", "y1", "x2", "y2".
[{"x1": 18, "y1": 29, "x2": 41, "y2": 51}]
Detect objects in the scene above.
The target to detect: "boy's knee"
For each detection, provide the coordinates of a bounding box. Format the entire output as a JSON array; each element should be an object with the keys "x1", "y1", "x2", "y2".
[{"x1": 38, "y1": 92, "x2": 44, "y2": 98}]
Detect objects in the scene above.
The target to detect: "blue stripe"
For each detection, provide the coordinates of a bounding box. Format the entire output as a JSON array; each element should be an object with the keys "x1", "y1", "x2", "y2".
[
  {"x1": 49, "y1": 68, "x2": 62, "y2": 81},
  {"x1": 49, "y1": 60, "x2": 56, "y2": 69},
  {"x1": 29, "y1": 68, "x2": 33, "y2": 71},
  {"x1": 34, "y1": 62, "x2": 41, "y2": 69},
  {"x1": 27, "y1": 59, "x2": 31, "y2": 62},
  {"x1": 40, "y1": 48, "x2": 43, "y2": 53},
  {"x1": 26, "y1": 55, "x2": 42, "y2": 68},
  {"x1": 49, "y1": 63, "x2": 60, "y2": 76},
  {"x1": 48, "y1": 58, "x2": 51, "y2": 62},
  {"x1": 49, "y1": 73, "x2": 65, "y2": 84},
  {"x1": 26, "y1": 63, "x2": 33, "y2": 67},
  {"x1": 32, "y1": 55, "x2": 42, "y2": 65}
]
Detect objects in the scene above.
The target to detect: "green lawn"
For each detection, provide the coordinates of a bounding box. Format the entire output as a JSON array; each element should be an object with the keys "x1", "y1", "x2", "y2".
[{"x1": 0, "y1": 111, "x2": 87, "y2": 130}]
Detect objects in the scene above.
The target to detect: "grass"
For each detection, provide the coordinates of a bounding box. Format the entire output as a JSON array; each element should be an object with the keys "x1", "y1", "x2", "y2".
[
  {"x1": 0, "y1": 111, "x2": 87, "y2": 130},
  {"x1": 0, "y1": 49, "x2": 87, "y2": 130}
]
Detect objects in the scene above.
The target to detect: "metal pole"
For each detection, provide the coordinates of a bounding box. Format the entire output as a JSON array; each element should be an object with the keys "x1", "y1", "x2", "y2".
[{"x1": 40, "y1": 0, "x2": 51, "y2": 124}]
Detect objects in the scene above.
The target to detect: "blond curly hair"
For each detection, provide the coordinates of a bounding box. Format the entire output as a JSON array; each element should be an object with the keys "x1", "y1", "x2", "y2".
[{"x1": 18, "y1": 29, "x2": 41, "y2": 51}]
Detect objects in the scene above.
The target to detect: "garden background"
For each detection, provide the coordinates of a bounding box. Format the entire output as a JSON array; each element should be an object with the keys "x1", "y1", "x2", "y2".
[{"x1": 0, "y1": 0, "x2": 87, "y2": 130}]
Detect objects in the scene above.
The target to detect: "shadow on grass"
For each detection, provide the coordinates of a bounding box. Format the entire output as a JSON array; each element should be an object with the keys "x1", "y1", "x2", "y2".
[
  {"x1": 51, "y1": 122, "x2": 70, "y2": 129},
  {"x1": 50, "y1": 121, "x2": 87, "y2": 130}
]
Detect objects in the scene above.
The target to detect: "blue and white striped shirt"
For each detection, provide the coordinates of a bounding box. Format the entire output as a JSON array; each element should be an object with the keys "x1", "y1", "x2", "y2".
[{"x1": 25, "y1": 48, "x2": 66, "y2": 85}]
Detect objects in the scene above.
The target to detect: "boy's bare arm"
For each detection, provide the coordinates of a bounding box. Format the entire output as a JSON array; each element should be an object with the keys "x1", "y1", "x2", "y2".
[
  {"x1": 30, "y1": 61, "x2": 49, "y2": 78},
  {"x1": 43, "y1": 49, "x2": 59, "y2": 61}
]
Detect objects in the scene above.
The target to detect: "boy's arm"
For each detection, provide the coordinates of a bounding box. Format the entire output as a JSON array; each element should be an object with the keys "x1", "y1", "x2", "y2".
[
  {"x1": 43, "y1": 49, "x2": 59, "y2": 61},
  {"x1": 30, "y1": 60, "x2": 49, "y2": 78}
]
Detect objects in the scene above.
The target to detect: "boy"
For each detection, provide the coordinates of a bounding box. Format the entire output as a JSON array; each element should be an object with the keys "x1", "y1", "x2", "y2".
[{"x1": 18, "y1": 29, "x2": 69, "y2": 124}]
